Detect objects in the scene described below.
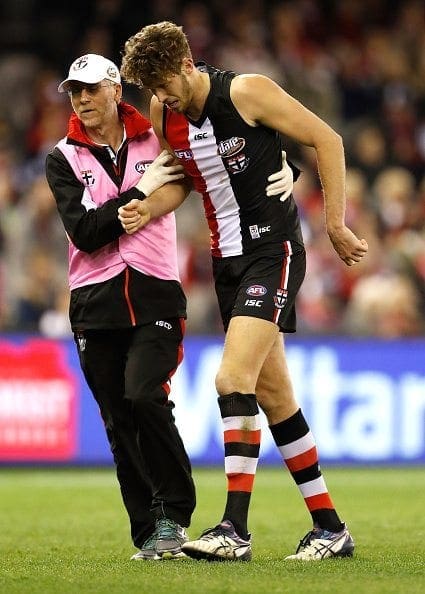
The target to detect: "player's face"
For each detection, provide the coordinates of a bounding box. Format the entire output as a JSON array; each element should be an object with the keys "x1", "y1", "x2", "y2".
[
  {"x1": 68, "y1": 80, "x2": 121, "y2": 128},
  {"x1": 151, "y1": 72, "x2": 193, "y2": 113}
]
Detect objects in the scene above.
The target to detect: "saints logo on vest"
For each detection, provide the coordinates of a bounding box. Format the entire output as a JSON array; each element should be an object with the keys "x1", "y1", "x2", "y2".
[{"x1": 81, "y1": 170, "x2": 95, "y2": 185}]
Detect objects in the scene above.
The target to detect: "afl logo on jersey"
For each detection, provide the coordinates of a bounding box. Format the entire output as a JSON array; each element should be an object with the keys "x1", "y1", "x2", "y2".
[
  {"x1": 246, "y1": 285, "x2": 267, "y2": 297},
  {"x1": 217, "y1": 136, "x2": 245, "y2": 157},
  {"x1": 135, "y1": 161, "x2": 152, "y2": 173},
  {"x1": 174, "y1": 148, "x2": 194, "y2": 160}
]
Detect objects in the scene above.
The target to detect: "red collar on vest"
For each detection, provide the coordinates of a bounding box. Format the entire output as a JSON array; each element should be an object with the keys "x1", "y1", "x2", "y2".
[{"x1": 66, "y1": 101, "x2": 151, "y2": 145}]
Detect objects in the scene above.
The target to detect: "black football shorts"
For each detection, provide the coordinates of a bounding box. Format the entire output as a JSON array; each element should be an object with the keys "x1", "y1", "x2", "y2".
[{"x1": 212, "y1": 243, "x2": 306, "y2": 333}]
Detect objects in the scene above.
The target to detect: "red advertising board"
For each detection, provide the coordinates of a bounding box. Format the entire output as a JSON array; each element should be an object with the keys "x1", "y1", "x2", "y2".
[{"x1": 0, "y1": 339, "x2": 78, "y2": 461}]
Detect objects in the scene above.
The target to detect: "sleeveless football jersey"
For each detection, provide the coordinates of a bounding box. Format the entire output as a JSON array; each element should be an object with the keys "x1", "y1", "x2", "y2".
[{"x1": 163, "y1": 63, "x2": 304, "y2": 258}]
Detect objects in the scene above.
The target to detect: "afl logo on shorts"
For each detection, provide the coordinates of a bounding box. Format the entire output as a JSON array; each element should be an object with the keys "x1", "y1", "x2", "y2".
[
  {"x1": 135, "y1": 161, "x2": 151, "y2": 173},
  {"x1": 246, "y1": 285, "x2": 267, "y2": 297}
]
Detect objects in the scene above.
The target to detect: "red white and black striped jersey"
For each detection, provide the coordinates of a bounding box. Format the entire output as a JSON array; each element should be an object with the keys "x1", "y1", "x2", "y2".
[{"x1": 163, "y1": 63, "x2": 304, "y2": 258}]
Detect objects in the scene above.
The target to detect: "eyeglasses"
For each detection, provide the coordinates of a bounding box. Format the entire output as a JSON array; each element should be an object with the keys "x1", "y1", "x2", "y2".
[{"x1": 67, "y1": 81, "x2": 115, "y2": 97}]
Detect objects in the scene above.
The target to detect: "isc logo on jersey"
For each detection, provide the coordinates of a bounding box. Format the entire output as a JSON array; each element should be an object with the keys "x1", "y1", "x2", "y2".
[{"x1": 249, "y1": 225, "x2": 271, "y2": 239}]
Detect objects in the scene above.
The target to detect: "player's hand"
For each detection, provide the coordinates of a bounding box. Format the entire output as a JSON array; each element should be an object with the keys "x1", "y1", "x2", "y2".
[
  {"x1": 266, "y1": 151, "x2": 294, "y2": 202},
  {"x1": 118, "y1": 199, "x2": 150, "y2": 234},
  {"x1": 136, "y1": 150, "x2": 184, "y2": 196},
  {"x1": 327, "y1": 225, "x2": 369, "y2": 266}
]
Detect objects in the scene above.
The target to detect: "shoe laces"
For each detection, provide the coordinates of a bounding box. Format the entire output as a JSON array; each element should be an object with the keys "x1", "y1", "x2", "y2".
[
  {"x1": 156, "y1": 518, "x2": 180, "y2": 540},
  {"x1": 296, "y1": 526, "x2": 342, "y2": 553},
  {"x1": 200, "y1": 527, "x2": 224, "y2": 540},
  {"x1": 296, "y1": 529, "x2": 315, "y2": 553},
  {"x1": 200, "y1": 521, "x2": 247, "y2": 543}
]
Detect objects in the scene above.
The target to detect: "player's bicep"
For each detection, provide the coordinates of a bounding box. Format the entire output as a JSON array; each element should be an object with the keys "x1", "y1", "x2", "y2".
[{"x1": 232, "y1": 75, "x2": 333, "y2": 148}]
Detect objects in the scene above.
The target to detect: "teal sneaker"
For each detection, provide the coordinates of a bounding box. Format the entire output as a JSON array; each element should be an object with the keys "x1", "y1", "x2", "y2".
[{"x1": 131, "y1": 518, "x2": 188, "y2": 560}]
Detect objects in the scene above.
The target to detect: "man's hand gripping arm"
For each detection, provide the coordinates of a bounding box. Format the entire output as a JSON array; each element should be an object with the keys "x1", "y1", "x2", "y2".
[{"x1": 118, "y1": 149, "x2": 188, "y2": 234}]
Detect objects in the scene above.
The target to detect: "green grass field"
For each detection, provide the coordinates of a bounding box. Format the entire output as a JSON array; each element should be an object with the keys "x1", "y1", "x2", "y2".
[{"x1": 0, "y1": 466, "x2": 423, "y2": 594}]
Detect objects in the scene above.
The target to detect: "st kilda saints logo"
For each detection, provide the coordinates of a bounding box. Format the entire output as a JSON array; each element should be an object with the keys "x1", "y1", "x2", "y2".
[
  {"x1": 273, "y1": 288, "x2": 288, "y2": 309},
  {"x1": 72, "y1": 55, "x2": 89, "y2": 71},
  {"x1": 217, "y1": 136, "x2": 249, "y2": 174},
  {"x1": 81, "y1": 170, "x2": 95, "y2": 186}
]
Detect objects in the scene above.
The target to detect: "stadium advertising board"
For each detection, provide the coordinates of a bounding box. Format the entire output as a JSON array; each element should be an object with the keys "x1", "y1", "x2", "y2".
[
  {"x1": 0, "y1": 336, "x2": 424, "y2": 465},
  {"x1": 0, "y1": 339, "x2": 77, "y2": 461}
]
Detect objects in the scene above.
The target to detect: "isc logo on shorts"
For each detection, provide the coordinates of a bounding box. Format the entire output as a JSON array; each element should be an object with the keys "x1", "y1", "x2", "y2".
[
  {"x1": 155, "y1": 320, "x2": 172, "y2": 330},
  {"x1": 244, "y1": 299, "x2": 263, "y2": 307}
]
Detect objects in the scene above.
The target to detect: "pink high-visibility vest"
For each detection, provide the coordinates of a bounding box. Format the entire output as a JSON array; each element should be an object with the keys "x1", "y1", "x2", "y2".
[{"x1": 56, "y1": 130, "x2": 180, "y2": 290}]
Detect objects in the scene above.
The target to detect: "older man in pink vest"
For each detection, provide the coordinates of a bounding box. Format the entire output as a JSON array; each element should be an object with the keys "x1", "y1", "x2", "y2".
[{"x1": 46, "y1": 53, "x2": 195, "y2": 561}]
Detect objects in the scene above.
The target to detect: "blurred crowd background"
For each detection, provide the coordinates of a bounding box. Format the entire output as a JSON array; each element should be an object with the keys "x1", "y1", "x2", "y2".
[{"x1": 0, "y1": 0, "x2": 424, "y2": 338}]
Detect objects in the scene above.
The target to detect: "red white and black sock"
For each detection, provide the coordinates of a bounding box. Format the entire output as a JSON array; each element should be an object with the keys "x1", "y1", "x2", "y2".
[
  {"x1": 269, "y1": 408, "x2": 343, "y2": 532},
  {"x1": 218, "y1": 392, "x2": 261, "y2": 540}
]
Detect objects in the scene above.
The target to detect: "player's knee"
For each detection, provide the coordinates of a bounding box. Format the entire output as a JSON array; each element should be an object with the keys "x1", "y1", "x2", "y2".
[{"x1": 215, "y1": 368, "x2": 255, "y2": 396}]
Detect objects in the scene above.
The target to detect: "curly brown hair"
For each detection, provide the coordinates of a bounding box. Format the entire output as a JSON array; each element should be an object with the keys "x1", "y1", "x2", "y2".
[{"x1": 121, "y1": 21, "x2": 192, "y2": 88}]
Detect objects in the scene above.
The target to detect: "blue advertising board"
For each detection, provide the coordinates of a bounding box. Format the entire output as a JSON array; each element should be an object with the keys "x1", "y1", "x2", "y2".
[{"x1": 0, "y1": 335, "x2": 424, "y2": 465}]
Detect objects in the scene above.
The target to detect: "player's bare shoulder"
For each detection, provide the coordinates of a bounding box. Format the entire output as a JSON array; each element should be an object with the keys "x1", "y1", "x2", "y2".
[
  {"x1": 149, "y1": 96, "x2": 179, "y2": 156},
  {"x1": 230, "y1": 74, "x2": 280, "y2": 126},
  {"x1": 149, "y1": 95, "x2": 165, "y2": 139},
  {"x1": 231, "y1": 73, "x2": 297, "y2": 131}
]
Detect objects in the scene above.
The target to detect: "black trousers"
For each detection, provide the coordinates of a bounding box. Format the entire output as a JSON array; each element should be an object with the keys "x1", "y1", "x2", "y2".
[{"x1": 74, "y1": 319, "x2": 196, "y2": 548}]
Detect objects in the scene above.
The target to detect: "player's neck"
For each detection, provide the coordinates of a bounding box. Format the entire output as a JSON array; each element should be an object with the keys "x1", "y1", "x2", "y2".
[{"x1": 185, "y1": 72, "x2": 210, "y2": 121}]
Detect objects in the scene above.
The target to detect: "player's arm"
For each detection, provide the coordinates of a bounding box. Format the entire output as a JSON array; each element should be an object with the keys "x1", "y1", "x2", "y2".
[
  {"x1": 231, "y1": 75, "x2": 368, "y2": 265},
  {"x1": 118, "y1": 96, "x2": 191, "y2": 234},
  {"x1": 150, "y1": 95, "x2": 173, "y2": 151},
  {"x1": 150, "y1": 95, "x2": 194, "y2": 195},
  {"x1": 148, "y1": 95, "x2": 192, "y2": 212}
]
